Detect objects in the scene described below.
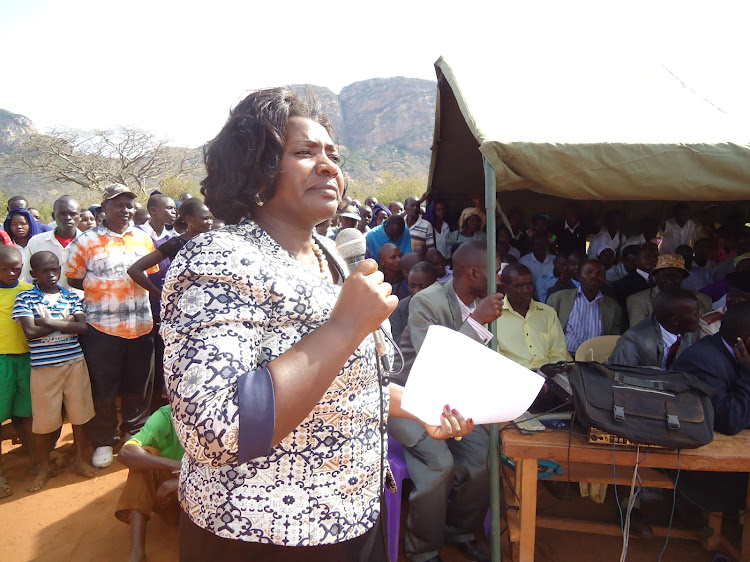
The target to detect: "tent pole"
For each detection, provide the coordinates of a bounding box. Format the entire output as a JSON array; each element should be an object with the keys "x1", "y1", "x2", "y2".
[{"x1": 483, "y1": 156, "x2": 501, "y2": 562}]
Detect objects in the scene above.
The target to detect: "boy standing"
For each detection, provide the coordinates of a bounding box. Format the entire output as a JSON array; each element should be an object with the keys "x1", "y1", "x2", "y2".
[
  {"x1": 0, "y1": 246, "x2": 34, "y2": 499},
  {"x1": 13, "y1": 251, "x2": 97, "y2": 491}
]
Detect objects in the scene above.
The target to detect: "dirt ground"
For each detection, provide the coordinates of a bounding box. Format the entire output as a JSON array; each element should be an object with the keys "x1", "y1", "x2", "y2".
[{"x1": 0, "y1": 425, "x2": 726, "y2": 561}]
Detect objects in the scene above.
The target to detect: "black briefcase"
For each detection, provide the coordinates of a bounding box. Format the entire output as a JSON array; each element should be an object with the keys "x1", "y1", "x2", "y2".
[{"x1": 542, "y1": 362, "x2": 716, "y2": 449}]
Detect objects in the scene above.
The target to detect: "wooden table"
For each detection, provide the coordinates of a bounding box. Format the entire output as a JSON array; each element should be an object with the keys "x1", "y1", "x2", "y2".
[{"x1": 501, "y1": 427, "x2": 750, "y2": 561}]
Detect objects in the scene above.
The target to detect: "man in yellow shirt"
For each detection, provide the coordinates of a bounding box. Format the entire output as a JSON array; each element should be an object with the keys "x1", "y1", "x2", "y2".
[
  {"x1": 0, "y1": 245, "x2": 34, "y2": 499},
  {"x1": 495, "y1": 263, "x2": 570, "y2": 370}
]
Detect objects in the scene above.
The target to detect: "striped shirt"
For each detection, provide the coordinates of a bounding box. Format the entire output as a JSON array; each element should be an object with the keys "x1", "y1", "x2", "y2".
[
  {"x1": 408, "y1": 217, "x2": 435, "y2": 252},
  {"x1": 12, "y1": 285, "x2": 84, "y2": 367},
  {"x1": 563, "y1": 287, "x2": 604, "y2": 353},
  {"x1": 456, "y1": 291, "x2": 494, "y2": 344}
]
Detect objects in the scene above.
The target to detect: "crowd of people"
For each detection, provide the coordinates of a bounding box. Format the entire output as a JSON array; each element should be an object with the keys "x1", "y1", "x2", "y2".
[
  {"x1": 2, "y1": 88, "x2": 750, "y2": 562},
  {"x1": 319, "y1": 195, "x2": 750, "y2": 560},
  {"x1": 0, "y1": 187, "x2": 216, "y2": 559}
]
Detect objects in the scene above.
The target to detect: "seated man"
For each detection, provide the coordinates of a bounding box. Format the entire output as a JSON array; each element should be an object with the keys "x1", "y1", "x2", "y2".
[
  {"x1": 606, "y1": 244, "x2": 640, "y2": 285},
  {"x1": 681, "y1": 238, "x2": 716, "y2": 292},
  {"x1": 390, "y1": 261, "x2": 438, "y2": 346},
  {"x1": 377, "y1": 242, "x2": 403, "y2": 287},
  {"x1": 390, "y1": 241, "x2": 505, "y2": 562},
  {"x1": 366, "y1": 214, "x2": 411, "y2": 261},
  {"x1": 597, "y1": 247, "x2": 616, "y2": 272},
  {"x1": 425, "y1": 248, "x2": 452, "y2": 284},
  {"x1": 546, "y1": 249, "x2": 586, "y2": 300},
  {"x1": 535, "y1": 252, "x2": 568, "y2": 304},
  {"x1": 660, "y1": 202, "x2": 696, "y2": 255},
  {"x1": 624, "y1": 216, "x2": 660, "y2": 248},
  {"x1": 495, "y1": 263, "x2": 570, "y2": 370},
  {"x1": 609, "y1": 288, "x2": 700, "y2": 368},
  {"x1": 518, "y1": 233, "x2": 554, "y2": 299},
  {"x1": 701, "y1": 270, "x2": 750, "y2": 336},
  {"x1": 116, "y1": 405, "x2": 184, "y2": 562},
  {"x1": 587, "y1": 209, "x2": 627, "y2": 259},
  {"x1": 547, "y1": 260, "x2": 625, "y2": 355},
  {"x1": 626, "y1": 254, "x2": 712, "y2": 328},
  {"x1": 671, "y1": 301, "x2": 750, "y2": 512},
  {"x1": 553, "y1": 203, "x2": 590, "y2": 256},
  {"x1": 496, "y1": 226, "x2": 521, "y2": 261},
  {"x1": 391, "y1": 251, "x2": 420, "y2": 301},
  {"x1": 613, "y1": 242, "x2": 659, "y2": 307}
]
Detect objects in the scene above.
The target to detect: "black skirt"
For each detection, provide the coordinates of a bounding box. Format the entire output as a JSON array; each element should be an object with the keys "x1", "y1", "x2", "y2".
[{"x1": 179, "y1": 510, "x2": 386, "y2": 562}]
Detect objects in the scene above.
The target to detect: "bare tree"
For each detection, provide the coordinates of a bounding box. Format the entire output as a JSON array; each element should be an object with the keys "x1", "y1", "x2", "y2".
[{"x1": 8, "y1": 126, "x2": 197, "y2": 195}]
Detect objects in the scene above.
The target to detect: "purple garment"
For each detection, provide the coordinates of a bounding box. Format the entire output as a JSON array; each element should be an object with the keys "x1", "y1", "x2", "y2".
[
  {"x1": 700, "y1": 280, "x2": 729, "y2": 303},
  {"x1": 4, "y1": 209, "x2": 44, "y2": 243}
]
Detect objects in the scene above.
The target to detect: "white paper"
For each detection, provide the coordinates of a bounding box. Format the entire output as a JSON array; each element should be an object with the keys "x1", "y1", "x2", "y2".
[{"x1": 401, "y1": 325, "x2": 545, "y2": 426}]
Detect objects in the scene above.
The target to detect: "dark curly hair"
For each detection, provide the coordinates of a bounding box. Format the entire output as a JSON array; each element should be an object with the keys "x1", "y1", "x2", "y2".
[
  {"x1": 174, "y1": 197, "x2": 205, "y2": 231},
  {"x1": 201, "y1": 87, "x2": 334, "y2": 224}
]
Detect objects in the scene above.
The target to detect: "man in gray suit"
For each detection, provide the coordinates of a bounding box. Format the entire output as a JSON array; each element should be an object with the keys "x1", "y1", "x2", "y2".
[
  {"x1": 547, "y1": 259, "x2": 625, "y2": 355},
  {"x1": 390, "y1": 241, "x2": 504, "y2": 562},
  {"x1": 626, "y1": 253, "x2": 712, "y2": 327},
  {"x1": 610, "y1": 288, "x2": 700, "y2": 367}
]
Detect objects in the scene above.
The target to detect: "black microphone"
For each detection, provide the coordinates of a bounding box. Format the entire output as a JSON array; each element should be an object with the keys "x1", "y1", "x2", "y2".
[{"x1": 335, "y1": 228, "x2": 392, "y2": 372}]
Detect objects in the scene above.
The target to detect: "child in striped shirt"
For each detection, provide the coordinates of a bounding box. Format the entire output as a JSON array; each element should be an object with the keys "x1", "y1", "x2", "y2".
[{"x1": 13, "y1": 251, "x2": 97, "y2": 492}]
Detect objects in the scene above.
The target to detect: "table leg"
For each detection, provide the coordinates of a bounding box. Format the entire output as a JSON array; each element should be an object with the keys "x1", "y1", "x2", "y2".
[
  {"x1": 741, "y1": 479, "x2": 750, "y2": 562},
  {"x1": 517, "y1": 457, "x2": 538, "y2": 562}
]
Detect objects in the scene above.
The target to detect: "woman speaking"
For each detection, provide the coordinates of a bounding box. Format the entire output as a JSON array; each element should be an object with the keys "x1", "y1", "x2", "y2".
[{"x1": 160, "y1": 88, "x2": 473, "y2": 561}]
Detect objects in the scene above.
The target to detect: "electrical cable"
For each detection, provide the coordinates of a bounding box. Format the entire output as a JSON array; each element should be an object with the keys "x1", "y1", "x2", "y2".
[
  {"x1": 619, "y1": 445, "x2": 641, "y2": 562},
  {"x1": 658, "y1": 450, "x2": 681, "y2": 562}
]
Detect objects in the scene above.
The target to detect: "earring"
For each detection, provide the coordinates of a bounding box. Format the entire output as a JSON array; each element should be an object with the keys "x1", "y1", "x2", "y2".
[{"x1": 254, "y1": 192, "x2": 265, "y2": 207}]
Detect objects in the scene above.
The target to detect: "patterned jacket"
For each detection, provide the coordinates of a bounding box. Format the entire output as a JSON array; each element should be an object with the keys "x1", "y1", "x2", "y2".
[{"x1": 160, "y1": 219, "x2": 388, "y2": 546}]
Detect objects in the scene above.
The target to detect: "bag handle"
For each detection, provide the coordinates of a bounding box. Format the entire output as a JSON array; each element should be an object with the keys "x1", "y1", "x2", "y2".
[{"x1": 552, "y1": 361, "x2": 717, "y2": 397}]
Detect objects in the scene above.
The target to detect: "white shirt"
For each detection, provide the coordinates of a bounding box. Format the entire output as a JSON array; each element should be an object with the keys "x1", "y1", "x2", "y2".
[
  {"x1": 26, "y1": 229, "x2": 83, "y2": 294},
  {"x1": 139, "y1": 221, "x2": 175, "y2": 243},
  {"x1": 519, "y1": 252, "x2": 555, "y2": 284},
  {"x1": 588, "y1": 228, "x2": 626, "y2": 259},
  {"x1": 636, "y1": 268, "x2": 651, "y2": 282},
  {"x1": 434, "y1": 222, "x2": 452, "y2": 258},
  {"x1": 660, "y1": 218, "x2": 696, "y2": 255},
  {"x1": 624, "y1": 233, "x2": 660, "y2": 248},
  {"x1": 659, "y1": 323, "x2": 679, "y2": 369}
]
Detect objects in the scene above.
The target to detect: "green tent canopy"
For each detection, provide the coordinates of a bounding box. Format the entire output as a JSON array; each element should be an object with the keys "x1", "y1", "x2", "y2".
[{"x1": 428, "y1": 54, "x2": 750, "y2": 206}]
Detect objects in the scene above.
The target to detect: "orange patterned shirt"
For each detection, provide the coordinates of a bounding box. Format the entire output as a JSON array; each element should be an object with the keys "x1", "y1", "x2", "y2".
[{"x1": 66, "y1": 224, "x2": 157, "y2": 339}]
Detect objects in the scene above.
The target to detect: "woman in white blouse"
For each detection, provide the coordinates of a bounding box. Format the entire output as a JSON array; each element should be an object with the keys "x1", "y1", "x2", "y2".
[{"x1": 160, "y1": 88, "x2": 473, "y2": 561}]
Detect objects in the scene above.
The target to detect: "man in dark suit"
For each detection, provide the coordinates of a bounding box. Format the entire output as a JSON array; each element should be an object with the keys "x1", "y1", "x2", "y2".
[
  {"x1": 671, "y1": 301, "x2": 750, "y2": 512},
  {"x1": 547, "y1": 259, "x2": 625, "y2": 355},
  {"x1": 609, "y1": 288, "x2": 700, "y2": 367},
  {"x1": 390, "y1": 241, "x2": 504, "y2": 562},
  {"x1": 613, "y1": 242, "x2": 659, "y2": 307}
]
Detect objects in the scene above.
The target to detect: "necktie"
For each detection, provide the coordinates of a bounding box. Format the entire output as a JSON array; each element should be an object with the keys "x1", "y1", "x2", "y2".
[{"x1": 665, "y1": 335, "x2": 682, "y2": 369}]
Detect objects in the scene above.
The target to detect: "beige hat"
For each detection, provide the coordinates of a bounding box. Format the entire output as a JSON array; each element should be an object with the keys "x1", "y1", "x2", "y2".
[
  {"x1": 734, "y1": 252, "x2": 750, "y2": 267},
  {"x1": 339, "y1": 205, "x2": 361, "y2": 221},
  {"x1": 102, "y1": 183, "x2": 136, "y2": 202},
  {"x1": 653, "y1": 254, "x2": 689, "y2": 277}
]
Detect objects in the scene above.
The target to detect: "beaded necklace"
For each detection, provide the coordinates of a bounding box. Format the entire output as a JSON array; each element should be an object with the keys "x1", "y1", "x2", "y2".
[{"x1": 310, "y1": 239, "x2": 330, "y2": 281}]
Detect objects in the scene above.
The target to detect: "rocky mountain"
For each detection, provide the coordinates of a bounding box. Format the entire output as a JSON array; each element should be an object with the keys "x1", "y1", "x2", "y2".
[
  {"x1": 0, "y1": 109, "x2": 36, "y2": 152},
  {"x1": 291, "y1": 77, "x2": 436, "y2": 182},
  {"x1": 0, "y1": 76, "x2": 436, "y2": 205}
]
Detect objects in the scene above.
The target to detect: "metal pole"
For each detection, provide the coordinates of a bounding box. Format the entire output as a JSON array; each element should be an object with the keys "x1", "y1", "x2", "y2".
[{"x1": 483, "y1": 156, "x2": 501, "y2": 562}]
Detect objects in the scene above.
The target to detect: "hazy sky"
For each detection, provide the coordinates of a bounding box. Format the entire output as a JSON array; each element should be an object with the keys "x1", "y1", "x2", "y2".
[{"x1": 1, "y1": 0, "x2": 747, "y2": 147}]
